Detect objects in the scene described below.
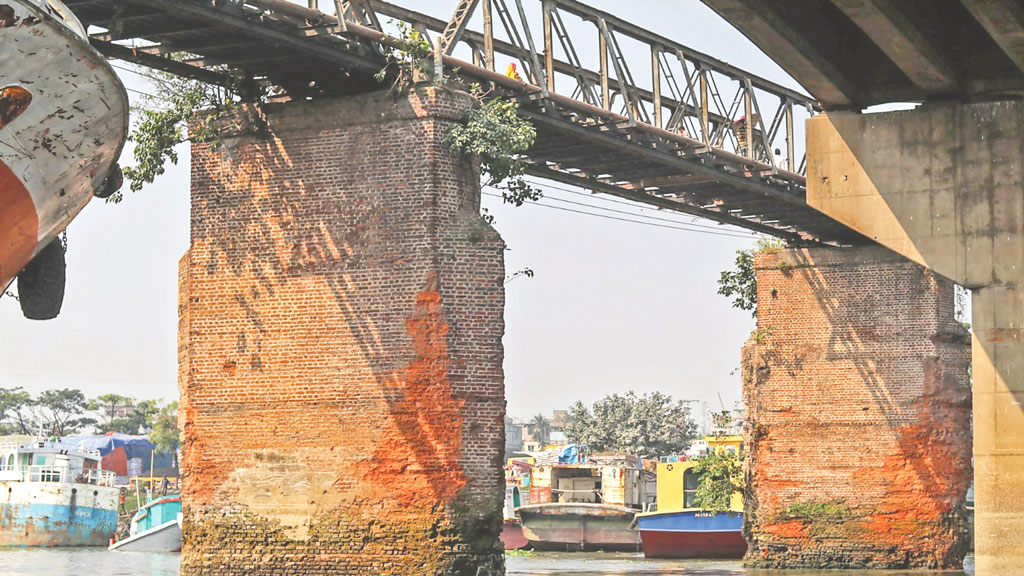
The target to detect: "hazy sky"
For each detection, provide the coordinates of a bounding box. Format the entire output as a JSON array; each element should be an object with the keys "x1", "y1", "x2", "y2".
[{"x1": 0, "y1": 0, "x2": 810, "y2": 421}]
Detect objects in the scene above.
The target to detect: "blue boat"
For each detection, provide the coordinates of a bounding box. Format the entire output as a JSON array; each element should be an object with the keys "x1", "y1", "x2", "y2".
[
  {"x1": 109, "y1": 495, "x2": 182, "y2": 553},
  {"x1": 635, "y1": 509, "x2": 746, "y2": 558},
  {"x1": 635, "y1": 456, "x2": 747, "y2": 558},
  {"x1": 0, "y1": 438, "x2": 120, "y2": 546}
]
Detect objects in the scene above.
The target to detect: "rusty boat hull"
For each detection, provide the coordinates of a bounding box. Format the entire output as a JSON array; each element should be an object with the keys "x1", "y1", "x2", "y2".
[
  {"x1": 0, "y1": 481, "x2": 119, "y2": 546},
  {"x1": 0, "y1": 0, "x2": 128, "y2": 289},
  {"x1": 516, "y1": 503, "x2": 641, "y2": 552}
]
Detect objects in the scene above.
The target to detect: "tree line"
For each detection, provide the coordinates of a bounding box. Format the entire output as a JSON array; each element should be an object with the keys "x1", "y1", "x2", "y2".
[{"x1": 0, "y1": 388, "x2": 178, "y2": 453}]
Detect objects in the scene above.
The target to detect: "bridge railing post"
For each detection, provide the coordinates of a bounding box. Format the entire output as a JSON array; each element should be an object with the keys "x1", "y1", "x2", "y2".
[
  {"x1": 543, "y1": 0, "x2": 555, "y2": 94},
  {"x1": 652, "y1": 45, "x2": 662, "y2": 129},
  {"x1": 482, "y1": 0, "x2": 494, "y2": 71}
]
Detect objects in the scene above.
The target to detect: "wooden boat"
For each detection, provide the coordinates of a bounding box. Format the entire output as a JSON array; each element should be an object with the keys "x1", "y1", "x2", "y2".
[
  {"x1": 1, "y1": 0, "x2": 128, "y2": 318},
  {"x1": 109, "y1": 495, "x2": 182, "y2": 553},
  {"x1": 0, "y1": 438, "x2": 119, "y2": 546},
  {"x1": 515, "y1": 452, "x2": 654, "y2": 552}
]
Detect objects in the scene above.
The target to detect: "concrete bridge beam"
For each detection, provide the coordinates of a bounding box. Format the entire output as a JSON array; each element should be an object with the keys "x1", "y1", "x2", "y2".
[
  {"x1": 806, "y1": 101, "x2": 1024, "y2": 573},
  {"x1": 177, "y1": 87, "x2": 506, "y2": 576}
]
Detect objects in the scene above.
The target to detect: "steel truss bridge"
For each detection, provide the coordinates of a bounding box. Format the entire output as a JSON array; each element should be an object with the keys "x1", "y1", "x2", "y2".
[{"x1": 63, "y1": 0, "x2": 867, "y2": 245}]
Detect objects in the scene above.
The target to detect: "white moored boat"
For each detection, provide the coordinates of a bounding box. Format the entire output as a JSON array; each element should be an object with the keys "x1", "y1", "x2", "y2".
[
  {"x1": 1, "y1": 0, "x2": 128, "y2": 319},
  {"x1": 0, "y1": 438, "x2": 120, "y2": 546}
]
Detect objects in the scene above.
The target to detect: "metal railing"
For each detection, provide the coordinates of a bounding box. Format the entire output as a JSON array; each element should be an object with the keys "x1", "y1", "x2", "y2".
[
  {"x1": 0, "y1": 465, "x2": 117, "y2": 487},
  {"x1": 320, "y1": 0, "x2": 819, "y2": 174},
  {"x1": 0, "y1": 441, "x2": 102, "y2": 459}
]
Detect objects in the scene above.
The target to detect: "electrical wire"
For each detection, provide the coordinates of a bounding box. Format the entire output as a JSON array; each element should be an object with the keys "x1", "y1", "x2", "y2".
[
  {"x1": 524, "y1": 179, "x2": 757, "y2": 234},
  {"x1": 530, "y1": 190, "x2": 751, "y2": 232},
  {"x1": 482, "y1": 192, "x2": 754, "y2": 239}
]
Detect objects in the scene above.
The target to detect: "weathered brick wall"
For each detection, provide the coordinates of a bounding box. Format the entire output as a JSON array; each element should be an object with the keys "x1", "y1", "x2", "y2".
[
  {"x1": 743, "y1": 245, "x2": 971, "y2": 569},
  {"x1": 177, "y1": 87, "x2": 506, "y2": 575}
]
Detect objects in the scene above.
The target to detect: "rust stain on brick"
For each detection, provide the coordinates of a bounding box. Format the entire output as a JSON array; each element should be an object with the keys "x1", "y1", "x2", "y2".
[{"x1": 366, "y1": 277, "x2": 468, "y2": 506}]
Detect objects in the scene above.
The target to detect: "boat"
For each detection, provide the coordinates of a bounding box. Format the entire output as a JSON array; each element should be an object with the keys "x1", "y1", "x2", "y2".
[
  {"x1": 518, "y1": 502, "x2": 642, "y2": 552},
  {"x1": 502, "y1": 459, "x2": 532, "y2": 550},
  {"x1": 516, "y1": 450, "x2": 655, "y2": 552},
  {"x1": 1, "y1": 0, "x2": 128, "y2": 319},
  {"x1": 636, "y1": 438, "x2": 747, "y2": 559},
  {"x1": 635, "y1": 507, "x2": 746, "y2": 558},
  {"x1": 0, "y1": 438, "x2": 119, "y2": 546},
  {"x1": 109, "y1": 494, "x2": 182, "y2": 553},
  {"x1": 501, "y1": 483, "x2": 528, "y2": 550}
]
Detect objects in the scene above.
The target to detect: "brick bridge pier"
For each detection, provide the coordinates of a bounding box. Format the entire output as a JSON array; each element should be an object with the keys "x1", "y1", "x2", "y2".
[
  {"x1": 177, "y1": 87, "x2": 506, "y2": 575},
  {"x1": 174, "y1": 87, "x2": 978, "y2": 574},
  {"x1": 743, "y1": 245, "x2": 972, "y2": 568}
]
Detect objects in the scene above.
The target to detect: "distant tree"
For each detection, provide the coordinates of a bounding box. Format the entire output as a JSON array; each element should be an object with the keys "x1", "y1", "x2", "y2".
[
  {"x1": 0, "y1": 387, "x2": 35, "y2": 435},
  {"x1": 149, "y1": 401, "x2": 179, "y2": 457},
  {"x1": 564, "y1": 392, "x2": 697, "y2": 458},
  {"x1": 109, "y1": 399, "x2": 159, "y2": 435},
  {"x1": 526, "y1": 414, "x2": 551, "y2": 445},
  {"x1": 37, "y1": 388, "x2": 93, "y2": 436},
  {"x1": 88, "y1": 393, "x2": 135, "y2": 432}
]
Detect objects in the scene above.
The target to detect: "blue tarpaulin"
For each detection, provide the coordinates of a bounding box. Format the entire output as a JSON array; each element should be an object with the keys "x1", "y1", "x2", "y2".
[
  {"x1": 62, "y1": 433, "x2": 155, "y2": 460},
  {"x1": 558, "y1": 444, "x2": 585, "y2": 464}
]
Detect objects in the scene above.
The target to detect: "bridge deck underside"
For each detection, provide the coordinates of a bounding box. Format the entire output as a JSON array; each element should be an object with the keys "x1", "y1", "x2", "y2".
[{"x1": 64, "y1": 0, "x2": 867, "y2": 246}]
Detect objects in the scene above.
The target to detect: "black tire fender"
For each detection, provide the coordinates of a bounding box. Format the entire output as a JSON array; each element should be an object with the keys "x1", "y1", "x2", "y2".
[{"x1": 17, "y1": 238, "x2": 66, "y2": 320}]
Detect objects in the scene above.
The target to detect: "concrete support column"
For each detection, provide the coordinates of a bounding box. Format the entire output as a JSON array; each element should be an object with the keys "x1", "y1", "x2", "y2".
[
  {"x1": 972, "y1": 284, "x2": 1024, "y2": 572},
  {"x1": 177, "y1": 87, "x2": 506, "y2": 576}
]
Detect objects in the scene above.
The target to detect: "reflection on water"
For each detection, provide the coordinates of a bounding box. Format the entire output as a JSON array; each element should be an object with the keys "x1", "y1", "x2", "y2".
[
  {"x1": 0, "y1": 549, "x2": 974, "y2": 575},
  {"x1": 0, "y1": 548, "x2": 179, "y2": 576},
  {"x1": 506, "y1": 552, "x2": 975, "y2": 576}
]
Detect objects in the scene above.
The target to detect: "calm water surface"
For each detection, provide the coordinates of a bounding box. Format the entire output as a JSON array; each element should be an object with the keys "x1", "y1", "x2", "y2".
[{"x1": 0, "y1": 550, "x2": 974, "y2": 575}]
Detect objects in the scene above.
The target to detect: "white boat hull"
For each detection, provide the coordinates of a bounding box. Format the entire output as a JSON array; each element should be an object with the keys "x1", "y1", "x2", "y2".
[
  {"x1": 0, "y1": 0, "x2": 128, "y2": 287},
  {"x1": 108, "y1": 514, "x2": 182, "y2": 553}
]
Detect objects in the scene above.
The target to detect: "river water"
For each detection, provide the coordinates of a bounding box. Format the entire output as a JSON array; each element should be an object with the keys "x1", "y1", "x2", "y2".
[{"x1": 0, "y1": 550, "x2": 975, "y2": 575}]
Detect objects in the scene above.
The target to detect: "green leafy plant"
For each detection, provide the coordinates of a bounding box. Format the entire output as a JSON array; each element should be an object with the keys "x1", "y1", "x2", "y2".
[
  {"x1": 118, "y1": 71, "x2": 242, "y2": 201},
  {"x1": 717, "y1": 236, "x2": 788, "y2": 317},
  {"x1": 691, "y1": 450, "x2": 743, "y2": 514},
  {"x1": 375, "y1": 20, "x2": 432, "y2": 95},
  {"x1": 718, "y1": 248, "x2": 756, "y2": 315},
  {"x1": 444, "y1": 85, "x2": 539, "y2": 207},
  {"x1": 752, "y1": 324, "x2": 774, "y2": 344},
  {"x1": 780, "y1": 500, "x2": 851, "y2": 523}
]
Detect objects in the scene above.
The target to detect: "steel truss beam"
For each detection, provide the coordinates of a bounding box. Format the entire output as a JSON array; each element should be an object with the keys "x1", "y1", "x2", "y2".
[{"x1": 65, "y1": 0, "x2": 865, "y2": 244}]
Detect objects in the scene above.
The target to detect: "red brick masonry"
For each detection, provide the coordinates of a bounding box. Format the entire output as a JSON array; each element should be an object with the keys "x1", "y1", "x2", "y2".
[
  {"x1": 178, "y1": 87, "x2": 506, "y2": 575},
  {"x1": 743, "y1": 246, "x2": 971, "y2": 569}
]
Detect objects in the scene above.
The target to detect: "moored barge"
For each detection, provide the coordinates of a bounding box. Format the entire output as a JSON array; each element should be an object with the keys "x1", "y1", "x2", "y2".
[{"x1": 0, "y1": 439, "x2": 119, "y2": 546}]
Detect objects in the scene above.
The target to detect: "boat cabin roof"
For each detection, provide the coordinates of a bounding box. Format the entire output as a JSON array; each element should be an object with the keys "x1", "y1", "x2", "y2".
[{"x1": 0, "y1": 440, "x2": 103, "y2": 462}]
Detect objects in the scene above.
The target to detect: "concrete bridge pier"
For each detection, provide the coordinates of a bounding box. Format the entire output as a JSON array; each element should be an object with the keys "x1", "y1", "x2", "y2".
[
  {"x1": 177, "y1": 87, "x2": 506, "y2": 575},
  {"x1": 806, "y1": 100, "x2": 1024, "y2": 573}
]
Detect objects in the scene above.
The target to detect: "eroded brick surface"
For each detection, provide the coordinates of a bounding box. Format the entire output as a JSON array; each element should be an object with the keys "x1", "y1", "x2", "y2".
[
  {"x1": 743, "y1": 246, "x2": 971, "y2": 569},
  {"x1": 178, "y1": 87, "x2": 506, "y2": 575}
]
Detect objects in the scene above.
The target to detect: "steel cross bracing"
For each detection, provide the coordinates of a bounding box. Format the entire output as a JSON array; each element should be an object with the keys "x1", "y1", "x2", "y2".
[{"x1": 61, "y1": 0, "x2": 866, "y2": 245}]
